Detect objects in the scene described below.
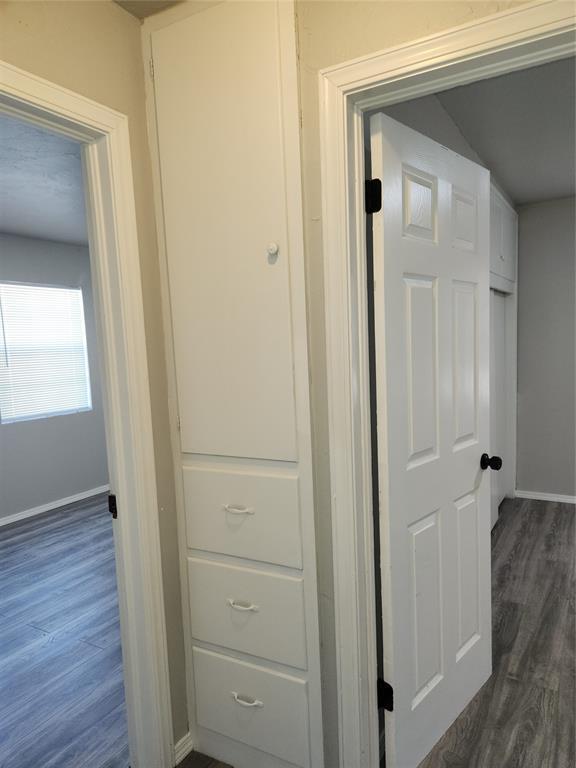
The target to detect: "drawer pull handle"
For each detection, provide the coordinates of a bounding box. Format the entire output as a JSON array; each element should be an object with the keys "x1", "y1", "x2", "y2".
[
  {"x1": 227, "y1": 598, "x2": 259, "y2": 612},
  {"x1": 231, "y1": 691, "x2": 264, "y2": 708},
  {"x1": 223, "y1": 504, "x2": 254, "y2": 515}
]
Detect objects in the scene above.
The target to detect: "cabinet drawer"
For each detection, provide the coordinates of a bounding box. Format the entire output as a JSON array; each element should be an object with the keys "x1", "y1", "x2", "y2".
[
  {"x1": 193, "y1": 646, "x2": 310, "y2": 767},
  {"x1": 183, "y1": 466, "x2": 303, "y2": 568},
  {"x1": 188, "y1": 558, "x2": 307, "y2": 669}
]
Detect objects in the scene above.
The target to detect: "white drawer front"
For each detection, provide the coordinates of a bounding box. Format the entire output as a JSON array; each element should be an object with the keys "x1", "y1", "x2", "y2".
[
  {"x1": 183, "y1": 466, "x2": 303, "y2": 568},
  {"x1": 188, "y1": 558, "x2": 307, "y2": 669},
  {"x1": 193, "y1": 647, "x2": 310, "y2": 768}
]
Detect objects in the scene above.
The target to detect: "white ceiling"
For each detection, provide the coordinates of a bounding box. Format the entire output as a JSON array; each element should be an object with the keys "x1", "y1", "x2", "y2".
[
  {"x1": 436, "y1": 57, "x2": 575, "y2": 205},
  {"x1": 0, "y1": 114, "x2": 87, "y2": 245}
]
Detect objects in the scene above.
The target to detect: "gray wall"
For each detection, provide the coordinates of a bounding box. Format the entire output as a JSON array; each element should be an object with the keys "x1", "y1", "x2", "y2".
[
  {"x1": 381, "y1": 94, "x2": 513, "y2": 204},
  {"x1": 382, "y1": 94, "x2": 486, "y2": 166},
  {"x1": 516, "y1": 198, "x2": 576, "y2": 496},
  {"x1": 0, "y1": 233, "x2": 109, "y2": 520}
]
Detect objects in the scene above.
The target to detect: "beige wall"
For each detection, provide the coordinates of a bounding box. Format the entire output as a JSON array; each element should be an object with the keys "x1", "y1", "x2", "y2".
[
  {"x1": 0, "y1": 0, "x2": 188, "y2": 741},
  {"x1": 295, "y1": 1, "x2": 532, "y2": 762}
]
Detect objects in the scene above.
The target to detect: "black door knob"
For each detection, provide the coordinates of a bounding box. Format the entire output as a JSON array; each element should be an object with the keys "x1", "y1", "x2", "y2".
[{"x1": 481, "y1": 453, "x2": 502, "y2": 471}]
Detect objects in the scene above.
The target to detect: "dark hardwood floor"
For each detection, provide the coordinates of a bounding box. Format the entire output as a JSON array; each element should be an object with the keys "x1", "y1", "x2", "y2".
[
  {"x1": 176, "y1": 752, "x2": 231, "y2": 768},
  {"x1": 418, "y1": 496, "x2": 575, "y2": 768},
  {"x1": 6, "y1": 494, "x2": 568, "y2": 768},
  {"x1": 0, "y1": 494, "x2": 129, "y2": 768}
]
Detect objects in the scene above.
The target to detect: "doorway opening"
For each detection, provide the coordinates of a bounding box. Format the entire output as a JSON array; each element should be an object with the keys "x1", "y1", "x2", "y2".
[
  {"x1": 366, "y1": 56, "x2": 575, "y2": 767},
  {"x1": 0, "y1": 113, "x2": 129, "y2": 767},
  {"x1": 0, "y1": 60, "x2": 174, "y2": 768},
  {"x1": 319, "y1": 5, "x2": 576, "y2": 768}
]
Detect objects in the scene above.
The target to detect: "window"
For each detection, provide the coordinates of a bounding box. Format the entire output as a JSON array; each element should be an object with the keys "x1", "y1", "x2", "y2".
[{"x1": 0, "y1": 283, "x2": 92, "y2": 423}]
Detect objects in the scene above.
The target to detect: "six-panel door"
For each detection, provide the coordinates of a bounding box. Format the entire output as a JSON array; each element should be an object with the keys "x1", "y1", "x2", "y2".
[{"x1": 370, "y1": 112, "x2": 492, "y2": 768}]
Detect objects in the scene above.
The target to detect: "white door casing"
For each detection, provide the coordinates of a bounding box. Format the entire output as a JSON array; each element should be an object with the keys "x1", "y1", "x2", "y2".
[
  {"x1": 0, "y1": 61, "x2": 174, "y2": 767},
  {"x1": 151, "y1": 0, "x2": 297, "y2": 463},
  {"x1": 370, "y1": 113, "x2": 492, "y2": 768}
]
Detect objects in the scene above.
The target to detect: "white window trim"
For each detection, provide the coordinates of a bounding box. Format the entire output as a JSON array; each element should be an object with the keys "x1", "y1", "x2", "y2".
[
  {"x1": 0, "y1": 62, "x2": 174, "y2": 765},
  {"x1": 319, "y1": 2, "x2": 576, "y2": 766}
]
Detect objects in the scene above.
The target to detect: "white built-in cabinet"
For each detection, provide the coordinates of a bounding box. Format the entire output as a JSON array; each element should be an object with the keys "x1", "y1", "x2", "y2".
[
  {"x1": 489, "y1": 184, "x2": 518, "y2": 527},
  {"x1": 490, "y1": 184, "x2": 517, "y2": 283},
  {"x1": 144, "y1": 3, "x2": 323, "y2": 767}
]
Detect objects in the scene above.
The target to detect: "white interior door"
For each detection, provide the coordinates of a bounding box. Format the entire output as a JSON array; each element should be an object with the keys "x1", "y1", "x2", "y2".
[
  {"x1": 370, "y1": 113, "x2": 492, "y2": 768},
  {"x1": 490, "y1": 289, "x2": 508, "y2": 527}
]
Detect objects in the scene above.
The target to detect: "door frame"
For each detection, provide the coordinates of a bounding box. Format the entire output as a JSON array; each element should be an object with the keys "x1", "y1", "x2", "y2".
[
  {"x1": 319, "y1": 3, "x2": 576, "y2": 766},
  {"x1": 0, "y1": 61, "x2": 175, "y2": 767}
]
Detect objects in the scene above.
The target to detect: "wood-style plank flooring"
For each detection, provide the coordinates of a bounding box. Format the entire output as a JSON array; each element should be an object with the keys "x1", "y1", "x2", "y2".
[
  {"x1": 0, "y1": 494, "x2": 129, "y2": 768},
  {"x1": 418, "y1": 497, "x2": 575, "y2": 768},
  {"x1": 176, "y1": 752, "x2": 231, "y2": 768},
  {"x1": 10, "y1": 495, "x2": 567, "y2": 768}
]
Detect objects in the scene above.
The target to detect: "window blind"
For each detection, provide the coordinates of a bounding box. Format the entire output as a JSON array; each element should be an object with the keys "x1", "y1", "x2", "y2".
[{"x1": 0, "y1": 283, "x2": 92, "y2": 423}]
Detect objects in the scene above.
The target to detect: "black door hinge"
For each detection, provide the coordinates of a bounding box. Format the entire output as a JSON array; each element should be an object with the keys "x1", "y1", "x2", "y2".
[
  {"x1": 377, "y1": 678, "x2": 394, "y2": 712},
  {"x1": 108, "y1": 494, "x2": 118, "y2": 520},
  {"x1": 365, "y1": 178, "x2": 382, "y2": 214}
]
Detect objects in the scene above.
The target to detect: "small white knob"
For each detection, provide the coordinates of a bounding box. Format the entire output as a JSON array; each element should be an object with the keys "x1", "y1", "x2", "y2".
[{"x1": 266, "y1": 242, "x2": 280, "y2": 258}]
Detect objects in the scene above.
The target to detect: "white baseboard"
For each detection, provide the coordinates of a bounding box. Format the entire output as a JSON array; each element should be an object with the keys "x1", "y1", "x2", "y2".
[
  {"x1": 174, "y1": 731, "x2": 194, "y2": 764},
  {"x1": 0, "y1": 485, "x2": 110, "y2": 528},
  {"x1": 515, "y1": 489, "x2": 576, "y2": 505}
]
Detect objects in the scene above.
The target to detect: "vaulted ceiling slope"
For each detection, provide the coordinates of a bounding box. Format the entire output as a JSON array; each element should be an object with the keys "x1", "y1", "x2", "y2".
[
  {"x1": 0, "y1": 114, "x2": 87, "y2": 245},
  {"x1": 115, "y1": 1, "x2": 182, "y2": 20},
  {"x1": 437, "y1": 57, "x2": 575, "y2": 205}
]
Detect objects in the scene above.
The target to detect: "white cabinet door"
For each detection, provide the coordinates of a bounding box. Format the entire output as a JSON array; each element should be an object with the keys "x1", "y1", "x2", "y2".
[
  {"x1": 152, "y1": 1, "x2": 297, "y2": 461},
  {"x1": 370, "y1": 113, "x2": 492, "y2": 768},
  {"x1": 490, "y1": 186, "x2": 517, "y2": 283}
]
